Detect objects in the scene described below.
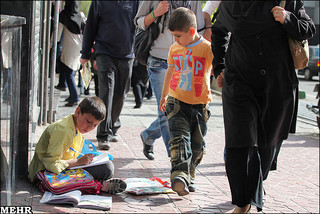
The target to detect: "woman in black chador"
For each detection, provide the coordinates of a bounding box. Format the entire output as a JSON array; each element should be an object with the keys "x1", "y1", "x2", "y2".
[{"x1": 211, "y1": 1, "x2": 315, "y2": 213}]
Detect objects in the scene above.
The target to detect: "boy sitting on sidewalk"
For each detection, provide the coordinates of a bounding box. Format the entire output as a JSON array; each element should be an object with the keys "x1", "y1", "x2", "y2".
[
  {"x1": 159, "y1": 7, "x2": 213, "y2": 196},
  {"x1": 28, "y1": 96, "x2": 126, "y2": 194}
]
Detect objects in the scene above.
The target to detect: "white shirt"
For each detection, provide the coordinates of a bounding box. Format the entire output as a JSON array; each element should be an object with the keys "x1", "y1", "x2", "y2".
[
  {"x1": 57, "y1": 22, "x2": 82, "y2": 71},
  {"x1": 203, "y1": 1, "x2": 221, "y2": 16}
]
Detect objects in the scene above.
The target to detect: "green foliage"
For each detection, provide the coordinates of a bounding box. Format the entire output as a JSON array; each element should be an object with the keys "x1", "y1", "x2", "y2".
[{"x1": 79, "y1": 1, "x2": 91, "y2": 18}]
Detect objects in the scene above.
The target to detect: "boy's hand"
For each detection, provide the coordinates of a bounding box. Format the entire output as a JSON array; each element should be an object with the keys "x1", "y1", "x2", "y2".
[
  {"x1": 159, "y1": 96, "x2": 167, "y2": 113},
  {"x1": 77, "y1": 154, "x2": 93, "y2": 166},
  {"x1": 217, "y1": 72, "x2": 224, "y2": 88}
]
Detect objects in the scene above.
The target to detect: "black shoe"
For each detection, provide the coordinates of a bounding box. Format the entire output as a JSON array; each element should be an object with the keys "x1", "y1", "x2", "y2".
[
  {"x1": 140, "y1": 133, "x2": 154, "y2": 160},
  {"x1": 84, "y1": 89, "x2": 90, "y2": 95},
  {"x1": 65, "y1": 102, "x2": 79, "y2": 107},
  {"x1": 171, "y1": 177, "x2": 189, "y2": 196},
  {"x1": 64, "y1": 97, "x2": 70, "y2": 102},
  {"x1": 134, "y1": 104, "x2": 141, "y2": 109},
  {"x1": 55, "y1": 85, "x2": 67, "y2": 91},
  {"x1": 101, "y1": 179, "x2": 127, "y2": 194},
  {"x1": 188, "y1": 182, "x2": 196, "y2": 192}
]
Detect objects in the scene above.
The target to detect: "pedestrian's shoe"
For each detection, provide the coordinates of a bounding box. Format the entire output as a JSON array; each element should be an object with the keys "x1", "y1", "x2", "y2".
[
  {"x1": 109, "y1": 134, "x2": 119, "y2": 142},
  {"x1": 98, "y1": 140, "x2": 111, "y2": 150},
  {"x1": 101, "y1": 179, "x2": 127, "y2": 194},
  {"x1": 140, "y1": 133, "x2": 154, "y2": 160},
  {"x1": 262, "y1": 188, "x2": 267, "y2": 205},
  {"x1": 188, "y1": 182, "x2": 197, "y2": 192},
  {"x1": 133, "y1": 104, "x2": 141, "y2": 109},
  {"x1": 55, "y1": 85, "x2": 67, "y2": 91},
  {"x1": 232, "y1": 204, "x2": 251, "y2": 213},
  {"x1": 84, "y1": 89, "x2": 91, "y2": 95},
  {"x1": 171, "y1": 177, "x2": 189, "y2": 196},
  {"x1": 64, "y1": 97, "x2": 70, "y2": 102},
  {"x1": 65, "y1": 102, "x2": 79, "y2": 107}
]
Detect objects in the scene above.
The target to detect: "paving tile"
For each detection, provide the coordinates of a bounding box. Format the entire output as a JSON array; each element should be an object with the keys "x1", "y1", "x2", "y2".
[{"x1": 4, "y1": 90, "x2": 318, "y2": 213}]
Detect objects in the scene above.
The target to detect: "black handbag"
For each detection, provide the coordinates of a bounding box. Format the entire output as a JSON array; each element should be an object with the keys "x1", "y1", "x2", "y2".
[{"x1": 134, "y1": 16, "x2": 162, "y2": 66}]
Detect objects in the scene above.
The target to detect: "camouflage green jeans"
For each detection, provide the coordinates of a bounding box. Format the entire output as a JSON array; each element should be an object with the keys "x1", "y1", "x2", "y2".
[{"x1": 166, "y1": 96, "x2": 210, "y2": 185}]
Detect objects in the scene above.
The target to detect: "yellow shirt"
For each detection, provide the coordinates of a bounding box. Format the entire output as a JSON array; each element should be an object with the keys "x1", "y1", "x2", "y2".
[
  {"x1": 167, "y1": 37, "x2": 213, "y2": 104},
  {"x1": 28, "y1": 114, "x2": 85, "y2": 182}
]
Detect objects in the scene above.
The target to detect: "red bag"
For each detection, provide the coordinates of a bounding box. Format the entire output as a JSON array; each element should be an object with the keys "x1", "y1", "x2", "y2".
[{"x1": 36, "y1": 168, "x2": 101, "y2": 195}]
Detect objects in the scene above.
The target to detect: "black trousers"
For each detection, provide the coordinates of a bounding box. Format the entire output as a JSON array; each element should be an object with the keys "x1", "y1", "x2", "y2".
[
  {"x1": 95, "y1": 54, "x2": 133, "y2": 141},
  {"x1": 131, "y1": 61, "x2": 149, "y2": 106},
  {"x1": 225, "y1": 141, "x2": 281, "y2": 211}
]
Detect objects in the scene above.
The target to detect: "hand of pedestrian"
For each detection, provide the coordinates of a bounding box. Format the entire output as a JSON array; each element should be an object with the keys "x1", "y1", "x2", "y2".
[
  {"x1": 217, "y1": 72, "x2": 224, "y2": 88},
  {"x1": 154, "y1": 1, "x2": 170, "y2": 17},
  {"x1": 159, "y1": 96, "x2": 167, "y2": 113},
  {"x1": 203, "y1": 28, "x2": 212, "y2": 42},
  {"x1": 93, "y1": 60, "x2": 97, "y2": 70},
  {"x1": 271, "y1": 6, "x2": 287, "y2": 24},
  {"x1": 80, "y1": 58, "x2": 89, "y2": 69},
  {"x1": 77, "y1": 154, "x2": 93, "y2": 166}
]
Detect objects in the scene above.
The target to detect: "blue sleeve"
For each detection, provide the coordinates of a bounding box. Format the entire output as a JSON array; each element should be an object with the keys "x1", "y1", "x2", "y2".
[{"x1": 81, "y1": 1, "x2": 99, "y2": 59}]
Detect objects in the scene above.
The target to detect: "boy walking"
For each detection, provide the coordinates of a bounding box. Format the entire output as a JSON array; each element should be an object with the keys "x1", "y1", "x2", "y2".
[{"x1": 159, "y1": 7, "x2": 213, "y2": 196}]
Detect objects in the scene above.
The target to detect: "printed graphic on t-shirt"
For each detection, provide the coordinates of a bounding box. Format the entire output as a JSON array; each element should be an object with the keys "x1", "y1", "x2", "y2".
[{"x1": 171, "y1": 49, "x2": 206, "y2": 97}]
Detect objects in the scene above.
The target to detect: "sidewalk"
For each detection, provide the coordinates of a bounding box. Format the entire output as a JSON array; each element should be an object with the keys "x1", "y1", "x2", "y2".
[{"x1": 11, "y1": 88, "x2": 319, "y2": 213}]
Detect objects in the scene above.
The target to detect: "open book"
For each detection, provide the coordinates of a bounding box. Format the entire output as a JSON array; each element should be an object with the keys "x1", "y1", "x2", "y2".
[
  {"x1": 40, "y1": 190, "x2": 112, "y2": 211},
  {"x1": 70, "y1": 153, "x2": 110, "y2": 169}
]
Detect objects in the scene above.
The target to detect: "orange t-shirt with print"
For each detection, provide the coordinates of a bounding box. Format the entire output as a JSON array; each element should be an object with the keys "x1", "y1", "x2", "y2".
[{"x1": 167, "y1": 37, "x2": 213, "y2": 104}]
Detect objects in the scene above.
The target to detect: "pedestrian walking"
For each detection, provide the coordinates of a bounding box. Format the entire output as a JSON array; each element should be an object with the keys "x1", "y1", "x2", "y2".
[
  {"x1": 55, "y1": 0, "x2": 84, "y2": 107},
  {"x1": 131, "y1": 59, "x2": 149, "y2": 109},
  {"x1": 134, "y1": 0, "x2": 205, "y2": 160},
  {"x1": 159, "y1": 7, "x2": 213, "y2": 196},
  {"x1": 80, "y1": 1, "x2": 139, "y2": 150},
  {"x1": 211, "y1": 1, "x2": 315, "y2": 212}
]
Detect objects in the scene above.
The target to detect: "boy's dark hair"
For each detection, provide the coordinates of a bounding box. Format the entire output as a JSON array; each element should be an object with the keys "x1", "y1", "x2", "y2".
[
  {"x1": 168, "y1": 7, "x2": 197, "y2": 33},
  {"x1": 78, "y1": 96, "x2": 106, "y2": 121}
]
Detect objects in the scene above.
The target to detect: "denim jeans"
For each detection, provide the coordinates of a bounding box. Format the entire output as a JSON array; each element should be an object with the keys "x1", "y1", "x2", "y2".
[
  {"x1": 141, "y1": 56, "x2": 170, "y2": 157},
  {"x1": 166, "y1": 96, "x2": 210, "y2": 185},
  {"x1": 61, "y1": 61, "x2": 79, "y2": 103},
  {"x1": 141, "y1": 56, "x2": 171, "y2": 156}
]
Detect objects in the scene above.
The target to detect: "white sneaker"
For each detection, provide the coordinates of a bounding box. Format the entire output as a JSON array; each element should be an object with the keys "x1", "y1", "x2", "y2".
[
  {"x1": 109, "y1": 135, "x2": 119, "y2": 142},
  {"x1": 98, "y1": 140, "x2": 110, "y2": 150}
]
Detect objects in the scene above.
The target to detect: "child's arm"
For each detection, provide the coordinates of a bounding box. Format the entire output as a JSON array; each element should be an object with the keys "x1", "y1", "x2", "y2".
[
  {"x1": 66, "y1": 154, "x2": 93, "y2": 168},
  {"x1": 159, "y1": 66, "x2": 174, "y2": 113},
  {"x1": 43, "y1": 131, "x2": 93, "y2": 173}
]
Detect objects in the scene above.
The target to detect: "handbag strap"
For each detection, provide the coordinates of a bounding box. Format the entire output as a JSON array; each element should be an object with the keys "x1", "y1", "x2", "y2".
[
  {"x1": 280, "y1": 0, "x2": 286, "y2": 8},
  {"x1": 155, "y1": 15, "x2": 162, "y2": 26}
]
